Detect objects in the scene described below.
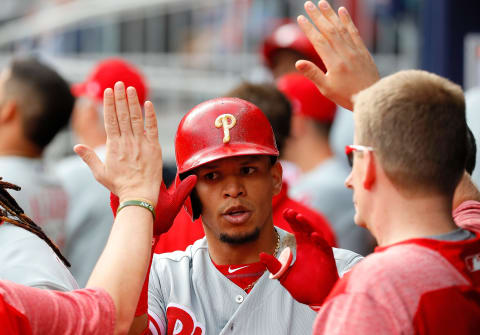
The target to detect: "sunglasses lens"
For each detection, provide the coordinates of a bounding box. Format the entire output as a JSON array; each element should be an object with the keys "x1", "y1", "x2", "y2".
[{"x1": 346, "y1": 151, "x2": 353, "y2": 167}]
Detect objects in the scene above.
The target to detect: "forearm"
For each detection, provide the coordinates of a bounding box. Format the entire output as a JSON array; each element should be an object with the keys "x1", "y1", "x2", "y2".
[{"x1": 87, "y1": 206, "x2": 153, "y2": 334}]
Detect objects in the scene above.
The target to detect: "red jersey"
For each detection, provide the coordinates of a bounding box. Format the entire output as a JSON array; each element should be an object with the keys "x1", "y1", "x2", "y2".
[
  {"x1": 0, "y1": 280, "x2": 115, "y2": 335},
  {"x1": 155, "y1": 182, "x2": 336, "y2": 253},
  {"x1": 313, "y1": 230, "x2": 480, "y2": 334}
]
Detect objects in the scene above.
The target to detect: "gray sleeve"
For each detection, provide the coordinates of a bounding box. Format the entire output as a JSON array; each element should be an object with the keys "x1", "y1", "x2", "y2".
[{"x1": 332, "y1": 247, "x2": 364, "y2": 277}]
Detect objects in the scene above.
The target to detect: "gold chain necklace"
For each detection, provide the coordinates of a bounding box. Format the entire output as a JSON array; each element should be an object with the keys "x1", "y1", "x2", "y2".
[{"x1": 243, "y1": 230, "x2": 280, "y2": 292}]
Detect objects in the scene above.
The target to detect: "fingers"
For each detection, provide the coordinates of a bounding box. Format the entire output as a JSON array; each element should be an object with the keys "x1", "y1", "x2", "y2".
[
  {"x1": 113, "y1": 82, "x2": 133, "y2": 136},
  {"x1": 126, "y1": 86, "x2": 144, "y2": 138},
  {"x1": 172, "y1": 175, "x2": 198, "y2": 210},
  {"x1": 282, "y1": 209, "x2": 314, "y2": 234},
  {"x1": 317, "y1": 1, "x2": 356, "y2": 51},
  {"x1": 103, "y1": 88, "x2": 120, "y2": 138},
  {"x1": 144, "y1": 101, "x2": 159, "y2": 143},
  {"x1": 295, "y1": 60, "x2": 327, "y2": 94},
  {"x1": 259, "y1": 252, "x2": 282, "y2": 275},
  {"x1": 74, "y1": 144, "x2": 105, "y2": 184},
  {"x1": 297, "y1": 14, "x2": 336, "y2": 71},
  {"x1": 338, "y1": 7, "x2": 365, "y2": 51}
]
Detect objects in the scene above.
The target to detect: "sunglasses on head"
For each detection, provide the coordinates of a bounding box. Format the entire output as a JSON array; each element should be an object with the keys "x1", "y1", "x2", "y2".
[{"x1": 345, "y1": 145, "x2": 375, "y2": 167}]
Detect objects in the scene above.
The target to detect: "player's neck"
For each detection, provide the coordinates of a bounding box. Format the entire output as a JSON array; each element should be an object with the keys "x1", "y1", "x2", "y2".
[
  {"x1": 372, "y1": 192, "x2": 457, "y2": 247},
  {"x1": 206, "y1": 225, "x2": 279, "y2": 265},
  {"x1": 0, "y1": 132, "x2": 42, "y2": 158}
]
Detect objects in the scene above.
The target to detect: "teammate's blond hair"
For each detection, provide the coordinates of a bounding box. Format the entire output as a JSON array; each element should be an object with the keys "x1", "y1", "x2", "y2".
[{"x1": 353, "y1": 70, "x2": 466, "y2": 196}]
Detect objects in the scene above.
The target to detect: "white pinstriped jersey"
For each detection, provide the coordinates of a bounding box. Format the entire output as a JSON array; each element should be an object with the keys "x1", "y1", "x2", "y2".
[{"x1": 148, "y1": 228, "x2": 363, "y2": 335}]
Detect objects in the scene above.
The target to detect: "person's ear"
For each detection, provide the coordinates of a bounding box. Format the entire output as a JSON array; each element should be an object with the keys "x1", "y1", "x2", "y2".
[
  {"x1": 271, "y1": 160, "x2": 283, "y2": 196},
  {"x1": 0, "y1": 100, "x2": 17, "y2": 124},
  {"x1": 362, "y1": 150, "x2": 376, "y2": 190}
]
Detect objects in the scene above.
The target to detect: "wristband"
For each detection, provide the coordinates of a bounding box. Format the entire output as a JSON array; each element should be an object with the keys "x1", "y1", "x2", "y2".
[{"x1": 117, "y1": 199, "x2": 156, "y2": 220}]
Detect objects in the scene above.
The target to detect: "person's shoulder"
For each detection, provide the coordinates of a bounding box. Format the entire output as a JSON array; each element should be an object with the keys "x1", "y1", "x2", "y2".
[
  {"x1": 0, "y1": 224, "x2": 78, "y2": 291},
  {"x1": 331, "y1": 247, "x2": 363, "y2": 277},
  {"x1": 153, "y1": 237, "x2": 208, "y2": 265},
  {"x1": 345, "y1": 242, "x2": 459, "y2": 293}
]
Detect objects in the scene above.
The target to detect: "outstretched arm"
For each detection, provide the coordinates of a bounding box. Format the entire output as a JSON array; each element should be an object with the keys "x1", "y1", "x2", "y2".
[
  {"x1": 75, "y1": 82, "x2": 162, "y2": 334},
  {"x1": 296, "y1": 0, "x2": 379, "y2": 110}
]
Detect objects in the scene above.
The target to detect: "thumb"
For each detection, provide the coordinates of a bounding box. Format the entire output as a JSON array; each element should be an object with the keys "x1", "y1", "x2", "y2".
[
  {"x1": 260, "y1": 252, "x2": 282, "y2": 275},
  {"x1": 295, "y1": 60, "x2": 326, "y2": 92},
  {"x1": 171, "y1": 175, "x2": 197, "y2": 209},
  {"x1": 74, "y1": 144, "x2": 105, "y2": 184}
]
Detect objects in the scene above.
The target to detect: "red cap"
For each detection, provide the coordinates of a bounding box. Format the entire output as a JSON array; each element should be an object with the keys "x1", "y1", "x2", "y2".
[
  {"x1": 175, "y1": 97, "x2": 279, "y2": 174},
  {"x1": 277, "y1": 72, "x2": 336, "y2": 124},
  {"x1": 261, "y1": 20, "x2": 326, "y2": 72},
  {"x1": 72, "y1": 58, "x2": 148, "y2": 104}
]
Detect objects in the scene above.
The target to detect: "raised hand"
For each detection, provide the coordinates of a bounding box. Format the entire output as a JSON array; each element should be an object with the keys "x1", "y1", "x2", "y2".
[
  {"x1": 74, "y1": 82, "x2": 163, "y2": 206},
  {"x1": 110, "y1": 175, "x2": 197, "y2": 236},
  {"x1": 296, "y1": 1, "x2": 379, "y2": 110},
  {"x1": 260, "y1": 209, "x2": 339, "y2": 308}
]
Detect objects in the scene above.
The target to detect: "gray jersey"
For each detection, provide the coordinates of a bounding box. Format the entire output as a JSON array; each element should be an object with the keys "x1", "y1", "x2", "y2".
[
  {"x1": 0, "y1": 223, "x2": 78, "y2": 291},
  {"x1": 148, "y1": 228, "x2": 362, "y2": 335},
  {"x1": 0, "y1": 156, "x2": 67, "y2": 248}
]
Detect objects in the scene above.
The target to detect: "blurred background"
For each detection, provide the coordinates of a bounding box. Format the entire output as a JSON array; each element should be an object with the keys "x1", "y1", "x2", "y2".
[{"x1": 0, "y1": 0, "x2": 479, "y2": 163}]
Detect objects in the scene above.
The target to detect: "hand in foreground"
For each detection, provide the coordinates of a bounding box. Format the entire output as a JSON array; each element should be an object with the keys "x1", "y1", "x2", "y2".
[
  {"x1": 74, "y1": 81, "x2": 162, "y2": 205},
  {"x1": 110, "y1": 175, "x2": 197, "y2": 236},
  {"x1": 296, "y1": 0, "x2": 379, "y2": 110},
  {"x1": 260, "y1": 209, "x2": 339, "y2": 308}
]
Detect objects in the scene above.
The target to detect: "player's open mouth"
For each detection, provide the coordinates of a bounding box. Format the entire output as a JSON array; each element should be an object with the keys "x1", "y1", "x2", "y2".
[{"x1": 222, "y1": 206, "x2": 252, "y2": 225}]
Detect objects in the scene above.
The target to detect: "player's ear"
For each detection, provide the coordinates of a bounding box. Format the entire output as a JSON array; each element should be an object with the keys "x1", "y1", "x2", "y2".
[
  {"x1": 0, "y1": 100, "x2": 17, "y2": 124},
  {"x1": 362, "y1": 150, "x2": 376, "y2": 190},
  {"x1": 271, "y1": 160, "x2": 283, "y2": 196}
]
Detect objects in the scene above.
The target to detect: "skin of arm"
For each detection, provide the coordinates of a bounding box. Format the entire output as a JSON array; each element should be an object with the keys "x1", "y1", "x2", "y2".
[
  {"x1": 75, "y1": 82, "x2": 163, "y2": 334},
  {"x1": 453, "y1": 172, "x2": 480, "y2": 210}
]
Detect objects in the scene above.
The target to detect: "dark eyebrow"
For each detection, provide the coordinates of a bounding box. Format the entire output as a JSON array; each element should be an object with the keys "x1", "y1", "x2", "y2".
[
  {"x1": 239, "y1": 156, "x2": 261, "y2": 165},
  {"x1": 198, "y1": 163, "x2": 219, "y2": 171}
]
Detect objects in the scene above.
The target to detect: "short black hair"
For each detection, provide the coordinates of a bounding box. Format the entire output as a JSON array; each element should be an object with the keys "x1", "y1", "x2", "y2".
[
  {"x1": 5, "y1": 57, "x2": 74, "y2": 149},
  {"x1": 466, "y1": 125, "x2": 476, "y2": 175},
  {"x1": 225, "y1": 82, "x2": 291, "y2": 153}
]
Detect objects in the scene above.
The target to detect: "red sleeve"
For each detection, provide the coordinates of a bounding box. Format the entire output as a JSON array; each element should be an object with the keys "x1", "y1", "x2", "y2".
[
  {"x1": 0, "y1": 280, "x2": 115, "y2": 335},
  {"x1": 453, "y1": 200, "x2": 480, "y2": 233}
]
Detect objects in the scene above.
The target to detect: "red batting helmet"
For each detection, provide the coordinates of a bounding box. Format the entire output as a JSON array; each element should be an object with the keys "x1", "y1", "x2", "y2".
[
  {"x1": 175, "y1": 97, "x2": 279, "y2": 175},
  {"x1": 72, "y1": 58, "x2": 148, "y2": 104},
  {"x1": 261, "y1": 21, "x2": 326, "y2": 72},
  {"x1": 277, "y1": 72, "x2": 336, "y2": 124}
]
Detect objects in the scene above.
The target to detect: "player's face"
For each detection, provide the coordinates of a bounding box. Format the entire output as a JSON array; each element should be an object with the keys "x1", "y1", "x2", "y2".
[
  {"x1": 194, "y1": 155, "x2": 282, "y2": 244},
  {"x1": 344, "y1": 134, "x2": 370, "y2": 229}
]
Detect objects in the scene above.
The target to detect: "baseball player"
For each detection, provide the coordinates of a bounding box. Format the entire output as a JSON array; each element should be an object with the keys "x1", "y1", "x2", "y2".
[
  {"x1": 261, "y1": 19, "x2": 326, "y2": 79},
  {"x1": 150, "y1": 81, "x2": 337, "y2": 254},
  {"x1": 0, "y1": 57, "x2": 78, "y2": 291},
  {"x1": 112, "y1": 97, "x2": 362, "y2": 334},
  {"x1": 265, "y1": 1, "x2": 480, "y2": 333}
]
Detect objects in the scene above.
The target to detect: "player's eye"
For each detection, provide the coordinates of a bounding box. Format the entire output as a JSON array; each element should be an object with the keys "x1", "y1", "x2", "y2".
[
  {"x1": 203, "y1": 172, "x2": 219, "y2": 181},
  {"x1": 241, "y1": 167, "x2": 256, "y2": 175}
]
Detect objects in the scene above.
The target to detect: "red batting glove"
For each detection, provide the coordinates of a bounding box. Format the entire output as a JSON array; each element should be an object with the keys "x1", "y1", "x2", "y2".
[
  {"x1": 260, "y1": 209, "x2": 339, "y2": 309},
  {"x1": 110, "y1": 175, "x2": 197, "y2": 236},
  {"x1": 110, "y1": 175, "x2": 197, "y2": 317}
]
